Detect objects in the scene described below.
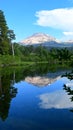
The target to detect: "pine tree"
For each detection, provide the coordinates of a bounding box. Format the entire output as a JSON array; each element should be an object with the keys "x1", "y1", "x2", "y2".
[{"x1": 0, "y1": 10, "x2": 10, "y2": 54}]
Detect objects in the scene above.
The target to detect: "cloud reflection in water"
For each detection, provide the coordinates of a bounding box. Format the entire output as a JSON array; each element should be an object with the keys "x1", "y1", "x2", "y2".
[
  {"x1": 38, "y1": 78, "x2": 73, "y2": 109},
  {"x1": 38, "y1": 91, "x2": 73, "y2": 109}
]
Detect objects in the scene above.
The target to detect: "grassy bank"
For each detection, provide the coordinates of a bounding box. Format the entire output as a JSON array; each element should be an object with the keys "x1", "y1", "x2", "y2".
[
  {"x1": 0, "y1": 55, "x2": 52, "y2": 67},
  {"x1": 0, "y1": 55, "x2": 73, "y2": 68},
  {"x1": 0, "y1": 55, "x2": 36, "y2": 67}
]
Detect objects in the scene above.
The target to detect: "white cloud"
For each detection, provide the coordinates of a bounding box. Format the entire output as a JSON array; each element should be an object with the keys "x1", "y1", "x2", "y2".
[
  {"x1": 63, "y1": 32, "x2": 73, "y2": 36},
  {"x1": 35, "y1": 8, "x2": 73, "y2": 32},
  {"x1": 61, "y1": 31, "x2": 73, "y2": 41}
]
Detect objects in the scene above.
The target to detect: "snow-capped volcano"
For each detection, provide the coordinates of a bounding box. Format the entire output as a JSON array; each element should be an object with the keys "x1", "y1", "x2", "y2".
[
  {"x1": 20, "y1": 33, "x2": 60, "y2": 45},
  {"x1": 20, "y1": 33, "x2": 73, "y2": 48}
]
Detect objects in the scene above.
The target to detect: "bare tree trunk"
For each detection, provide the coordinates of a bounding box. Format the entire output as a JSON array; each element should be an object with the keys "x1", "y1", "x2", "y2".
[
  {"x1": 12, "y1": 43, "x2": 14, "y2": 56},
  {"x1": 0, "y1": 75, "x2": 2, "y2": 94},
  {"x1": 13, "y1": 70, "x2": 15, "y2": 84}
]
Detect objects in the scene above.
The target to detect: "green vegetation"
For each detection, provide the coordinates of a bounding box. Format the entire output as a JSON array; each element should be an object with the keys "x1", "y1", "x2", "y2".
[
  {"x1": 0, "y1": 10, "x2": 15, "y2": 55},
  {"x1": 4, "y1": 43, "x2": 73, "y2": 67},
  {"x1": 0, "y1": 10, "x2": 73, "y2": 67},
  {"x1": 0, "y1": 44, "x2": 73, "y2": 67}
]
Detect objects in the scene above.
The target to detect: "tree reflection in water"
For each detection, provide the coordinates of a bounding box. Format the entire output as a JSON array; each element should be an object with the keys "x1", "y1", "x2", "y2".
[
  {"x1": 62, "y1": 70, "x2": 73, "y2": 80},
  {"x1": 63, "y1": 70, "x2": 73, "y2": 112},
  {"x1": 0, "y1": 65, "x2": 72, "y2": 121},
  {"x1": 0, "y1": 72, "x2": 17, "y2": 121}
]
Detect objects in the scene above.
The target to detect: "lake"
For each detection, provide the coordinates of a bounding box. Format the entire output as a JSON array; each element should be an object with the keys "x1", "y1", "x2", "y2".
[{"x1": 0, "y1": 64, "x2": 73, "y2": 130}]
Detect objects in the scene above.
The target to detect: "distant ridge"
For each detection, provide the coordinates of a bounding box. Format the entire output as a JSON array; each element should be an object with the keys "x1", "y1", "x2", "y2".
[
  {"x1": 20, "y1": 33, "x2": 73, "y2": 48},
  {"x1": 20, "y1": 33, "x2": 60, "y2": 45}
]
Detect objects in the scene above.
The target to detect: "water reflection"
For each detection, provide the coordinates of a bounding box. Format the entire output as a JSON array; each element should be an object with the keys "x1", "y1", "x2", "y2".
[
  {"x1": 25, "y1": 75, "x2": 61, "y2": 87},
  {"x1": 0, "y1": 64, "x2": 72, "y2": 124},
  {"x1": 62, "y1": 71, "x2": 73, "y2": 113},
  {"x1": 38, "y1": 91, "x2": 73, "y2": 109},
  {"x1": 37, "y1": 70, "x2": 73, "y2": 113},
  {"x1": 25, "y1": 69, "x2": 70, "y2": 87},
  {"x1": 64, "y1": 85, "x2": 73, "y2": 101},
  {"x1": 0, "y1": 72, "x2": 17, "y2": 121},
  {"x1": 62, "y1": 70, "x2": 73, "y2": 80},
  {"x1": 38, "y1": 77, "x2": 73, "y2": 109}
]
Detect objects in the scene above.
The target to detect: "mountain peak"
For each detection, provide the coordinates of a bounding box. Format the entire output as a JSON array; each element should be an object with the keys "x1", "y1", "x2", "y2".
[
  {"x1": 21, "y1": 33, "x2": 58, "y2": 45},
  {"x1": 31, "y1": 32, "x2": 50, "y2": 37}
]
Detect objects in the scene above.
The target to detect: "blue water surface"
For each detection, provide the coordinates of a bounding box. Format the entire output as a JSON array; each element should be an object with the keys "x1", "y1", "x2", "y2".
[{"x1": 0, "y1": 68, "x2": 73, "y2": 130}]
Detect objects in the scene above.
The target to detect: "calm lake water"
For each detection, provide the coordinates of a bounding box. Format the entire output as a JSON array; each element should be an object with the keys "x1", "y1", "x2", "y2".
[{"x1": 0, "y1": 64, "x2": 73, "y2": 130}]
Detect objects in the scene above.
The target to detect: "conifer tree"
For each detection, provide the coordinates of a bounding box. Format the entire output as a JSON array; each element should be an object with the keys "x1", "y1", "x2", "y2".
[{"x1": 0, "y1": 10, "x2": 10, "y2": 54}]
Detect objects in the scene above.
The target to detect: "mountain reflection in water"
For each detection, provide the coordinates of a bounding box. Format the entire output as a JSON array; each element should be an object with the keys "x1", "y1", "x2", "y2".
[
  {"x1": 25, "y1": 69, "x2": 70, "y2": 87},
  {"x1": 25, "y1": 76, "x2": 61, "y2": 87},
  {"x1": 0, "y1": 65, "x2": 73, "y2": 130}
]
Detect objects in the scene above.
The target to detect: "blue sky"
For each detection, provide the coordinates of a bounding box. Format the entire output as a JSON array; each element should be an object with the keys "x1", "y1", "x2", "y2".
[{"x1": 0, "y1": 0, "x2": 73, "y2": 42}]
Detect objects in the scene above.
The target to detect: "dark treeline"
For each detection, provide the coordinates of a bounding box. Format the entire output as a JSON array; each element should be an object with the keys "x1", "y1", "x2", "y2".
[{"x1": 13, "y1": 43, "x2": 73, "y2": 65}]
